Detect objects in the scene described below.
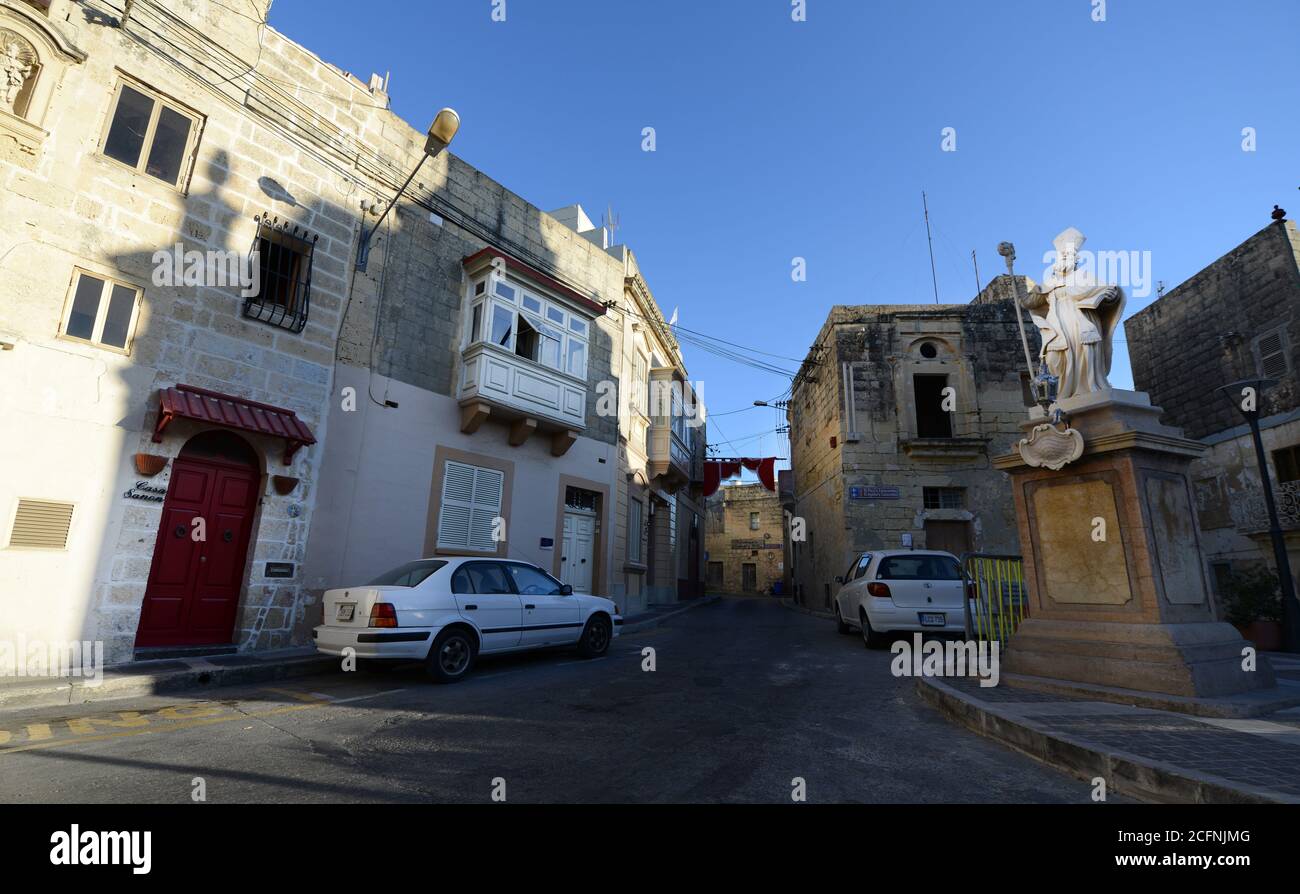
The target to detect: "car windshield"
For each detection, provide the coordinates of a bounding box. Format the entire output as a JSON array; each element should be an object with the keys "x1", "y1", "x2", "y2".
[
  {"x1": 367, "y1": 560, "x2": 447, "y2": 587},
  {"x1": 877, "y1": 555, "x2": 961, "y2": 581}
]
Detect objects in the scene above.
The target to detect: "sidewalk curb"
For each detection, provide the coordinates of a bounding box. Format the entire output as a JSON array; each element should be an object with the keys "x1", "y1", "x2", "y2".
[
  {"x1": 620, "y1": 595, "x2": 720, "y2": 635},
  {"x1": 917, "y1": 676, "x2": 1300, "y2": 804},
  {"x1": 0, "y1": 651, "x2": 335, "y2": 714}
]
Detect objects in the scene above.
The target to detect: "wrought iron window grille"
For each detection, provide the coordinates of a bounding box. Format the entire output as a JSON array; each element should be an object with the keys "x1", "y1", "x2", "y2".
[{"x1": 243, "y1": 213, "x2": 318, "y2": 334}]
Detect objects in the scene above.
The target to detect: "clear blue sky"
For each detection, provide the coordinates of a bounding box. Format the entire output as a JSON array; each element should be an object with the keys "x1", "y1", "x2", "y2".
[{"x1": 270, "y1": 0, "x2": 1299, "y2": 470}]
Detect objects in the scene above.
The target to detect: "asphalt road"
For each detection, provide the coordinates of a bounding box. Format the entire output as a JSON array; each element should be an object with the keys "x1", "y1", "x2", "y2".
[{"x1": 0, "y1": 597, "x2": 1097, "y2": 803}]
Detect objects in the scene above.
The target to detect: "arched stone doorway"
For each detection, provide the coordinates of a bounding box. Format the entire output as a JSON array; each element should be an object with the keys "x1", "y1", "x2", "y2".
[{"x1": 135, "y1": 431, "x2": 261, "y2": 649}]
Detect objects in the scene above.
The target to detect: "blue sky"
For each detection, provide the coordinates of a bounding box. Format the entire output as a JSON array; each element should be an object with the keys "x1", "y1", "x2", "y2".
[{"x1": 270, "y1": 0, "x2": 1299, "y2": 470}]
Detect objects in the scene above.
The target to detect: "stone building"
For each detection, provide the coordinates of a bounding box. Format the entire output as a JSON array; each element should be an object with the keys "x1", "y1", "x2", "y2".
[
  {"x1": 704, "y1": 482, "x2": 784, "y2": 594},
  {"x1": 308, "y1": 187, "x2": 707, "y2": 618},
  {"x1": 1124, "y1": 215, "x2": 1300, "y2": 602},
  {"x1": 784, "y1": 284, "x2": 1039, "y2": 610},
  {"x1": 0, "y1": 0, "x2": 702, "y2": 669},
  {"x1": 607, "y1": 242, "x2": 707, "y2": 612},
  {"x1": 0, "y1": 0, "x2": 347, "y2": 664}
]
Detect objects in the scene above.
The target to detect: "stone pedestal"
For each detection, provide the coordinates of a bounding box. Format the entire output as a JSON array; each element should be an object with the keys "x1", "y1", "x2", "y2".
[{"x1": 993, "y1": 389, "x2": 1277, "y2": 702}]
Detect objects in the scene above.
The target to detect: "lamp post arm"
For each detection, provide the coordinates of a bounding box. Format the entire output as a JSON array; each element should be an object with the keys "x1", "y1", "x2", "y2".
[
  {"x1": 365, "y1": 153, "x2": 429, "y2": 245},
  {"x1": 356, "y1": 153, "x2": 431, "y2": 272}
]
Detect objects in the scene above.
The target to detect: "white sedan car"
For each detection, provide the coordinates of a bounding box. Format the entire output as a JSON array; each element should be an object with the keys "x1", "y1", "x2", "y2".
[
  {"x1": 832, "y1": 550, "x2": 972, "y2": 648},
  {"x1": 314, "y1": 557, "x2": 621, "y2": 682}
]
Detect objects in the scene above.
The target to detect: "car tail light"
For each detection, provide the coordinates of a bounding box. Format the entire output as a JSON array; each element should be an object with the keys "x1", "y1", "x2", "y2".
[
  {"x1": 368, "y1": 603, "x2": 398, "y2": 628},
  {"x1": 965, "y1": 581, "x2": 976, "y2": 600},
  {"x1": 866, "y1": 582, "x2": 891, "y2": 598}
]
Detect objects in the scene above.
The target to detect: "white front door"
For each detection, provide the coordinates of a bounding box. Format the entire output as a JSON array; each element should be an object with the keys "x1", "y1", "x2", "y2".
[{"x1": 561, "y1": 512, "x2": 595, "y2": 594}]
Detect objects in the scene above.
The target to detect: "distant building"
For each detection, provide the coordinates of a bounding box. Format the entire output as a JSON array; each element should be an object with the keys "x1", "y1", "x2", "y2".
[
  {"x1": 784, "y1": 281, "x2": 1038, "y2": 610},
  {"x1": 1125, "y1": 216, "x2": 1300, "y2": 602},
  {"x1": 704, "y1": 482, "x2": 784, "y2": 594}
]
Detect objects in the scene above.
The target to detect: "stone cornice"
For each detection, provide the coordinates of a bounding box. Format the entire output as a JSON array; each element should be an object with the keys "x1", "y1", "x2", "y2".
[{"x1": 624, "y1": 272, "x2": 684, "y2": 372}]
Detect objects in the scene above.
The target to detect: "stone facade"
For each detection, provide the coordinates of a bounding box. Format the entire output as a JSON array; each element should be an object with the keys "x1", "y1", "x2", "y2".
[
  {"x1": 0, "y1": 0, "x2": 703, "y2": 668},
  {"x1": 604, "y1": 249, "x2": 707, "y2": 614},
  {"x1": 785, "y1": 292, "x2": 1038, "y2": 610},
  {"x1": 1125, "y1": 219, "x2": 1300, "y2": 440},
  {"x1": 704, "y1": 482, "x2": 783, "y2": 594},
  {"x1": 1125, "y1": 217, "x2": 1300, "y2": 605},
  {"x1": 0, "y1": 0, "x2": 350, "y2": 663}
]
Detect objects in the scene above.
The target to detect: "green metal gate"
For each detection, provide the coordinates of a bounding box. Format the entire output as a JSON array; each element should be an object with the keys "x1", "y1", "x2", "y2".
[{"x1": 961, "y1": 554, "x2": 1028, "y2": 643}]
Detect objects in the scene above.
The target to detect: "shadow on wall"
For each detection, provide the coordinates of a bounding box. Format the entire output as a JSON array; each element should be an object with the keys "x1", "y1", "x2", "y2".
[{"x1": 81, "y1": 146, "x2": 352, "y2": 663}]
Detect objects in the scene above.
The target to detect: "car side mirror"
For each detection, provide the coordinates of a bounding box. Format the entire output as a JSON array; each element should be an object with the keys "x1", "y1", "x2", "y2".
[
  {"x1": 559, "y1": 584, "x2": 573, "y2": 595},
  {"x1": 835, "y1": 576, "x2": 844, "y2": 584}
]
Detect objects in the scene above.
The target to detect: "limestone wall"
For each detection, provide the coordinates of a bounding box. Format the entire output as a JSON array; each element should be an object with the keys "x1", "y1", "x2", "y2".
[
  {"x1": 1125, "y1": 220, "x2": 1300, "y2": 441},
  {"x1": 704, "y1": 483, "x2": 784, "y2": 594}
]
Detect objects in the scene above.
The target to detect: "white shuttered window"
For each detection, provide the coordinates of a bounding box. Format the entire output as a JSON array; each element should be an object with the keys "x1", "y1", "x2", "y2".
[{"x1": 437, "y1": 461, "x2": 504, "y2": 552}]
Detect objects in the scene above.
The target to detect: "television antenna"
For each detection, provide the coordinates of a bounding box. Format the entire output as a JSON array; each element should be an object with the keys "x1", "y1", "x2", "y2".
[{"x1": 602, "y1": 205, "x2": 621, "y2": 244}]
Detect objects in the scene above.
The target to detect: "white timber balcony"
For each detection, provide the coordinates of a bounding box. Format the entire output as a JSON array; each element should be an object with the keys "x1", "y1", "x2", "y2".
[
  {"x1": 647, "y1": 368, "x2": 696, "y2": 492},
  {"x1": 457, "y1": 249, "x2": 605, "y2": 457},
  {"x1": 459, "y1": 341, "x2": 587, "y2": 449}
]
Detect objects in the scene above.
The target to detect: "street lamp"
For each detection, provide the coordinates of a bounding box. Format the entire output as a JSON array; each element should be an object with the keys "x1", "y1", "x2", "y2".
[
  {"x1": 1217, "y1": 377, "x2": 1300, "y2": 652},
  {"x1": 356, "y1": 107, "x2": 461, "y2": 272}
]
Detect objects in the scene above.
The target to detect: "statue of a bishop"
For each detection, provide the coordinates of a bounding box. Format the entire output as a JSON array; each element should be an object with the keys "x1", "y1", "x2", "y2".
[{"x1": 1020, "y1": 227, "x2": 1125, "y2": 400}]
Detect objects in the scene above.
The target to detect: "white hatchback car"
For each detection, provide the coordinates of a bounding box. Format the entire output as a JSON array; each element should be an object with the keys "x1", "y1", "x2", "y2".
[
  {"x1": 832, "y1": 550, "x2": 972, "y2": 648},
  {"x1": 314, "y1": 557, "x2": 621, "y2": 682}
]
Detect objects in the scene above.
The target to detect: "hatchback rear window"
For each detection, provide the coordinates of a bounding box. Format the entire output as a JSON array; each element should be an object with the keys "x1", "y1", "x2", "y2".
[
  {"x1": 877, "y1": 556, "x2": 961, "y2": 581},
  {"x1": 367, "y1": 560, "x2": 447, "y2": 587}
]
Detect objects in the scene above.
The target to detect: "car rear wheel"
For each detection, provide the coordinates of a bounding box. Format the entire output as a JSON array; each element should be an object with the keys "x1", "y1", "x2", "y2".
[
  {"x1": 425, "y1": 627, "x2": 477, "y2": 683},
  {"x1": 576, "y1": 615, "x2": 612, "y2": 658},
  {"x1": 860, "y1": 611, "x2": 890, "y2": 649},
  {"x1": 834, "y1": 600, "x2": 851, "y2": 634}
]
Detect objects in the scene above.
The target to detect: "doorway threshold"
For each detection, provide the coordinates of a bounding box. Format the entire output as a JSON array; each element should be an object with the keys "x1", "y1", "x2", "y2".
[{"x1": 132, "y1": 644, "x2": 239, "y2": 663}]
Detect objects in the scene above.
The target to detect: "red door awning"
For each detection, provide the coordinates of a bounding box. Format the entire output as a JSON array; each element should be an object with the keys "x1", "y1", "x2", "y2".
[{"x1": 152, "y1": 384, "x2": 317, "y2": 465}]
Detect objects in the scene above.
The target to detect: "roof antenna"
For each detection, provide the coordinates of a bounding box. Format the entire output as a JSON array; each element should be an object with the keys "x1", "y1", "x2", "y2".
[
  {"x1": 602, "y1": 204, "x2": 621, "y2": 245},
  {"x1": 923, "y1": 190, "x2": 940, "y2": 304}
]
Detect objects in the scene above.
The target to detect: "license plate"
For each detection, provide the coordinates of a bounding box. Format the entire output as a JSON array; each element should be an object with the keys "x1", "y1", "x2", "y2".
[
  {"x1": 919, "y1": 612, "x2": 946, "y2": 627},
  {"x1": 336, "y1": 603, "x2": 355, "y2": 621}
]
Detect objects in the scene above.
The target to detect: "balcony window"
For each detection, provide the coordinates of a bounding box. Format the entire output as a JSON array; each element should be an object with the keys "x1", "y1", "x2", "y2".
[
  {"x1": 493, "y1": 279, "x2": 518, "y2": 303},
  {"x1": 466, "y1": 279, "x2": 590, "y2": 380},
  {"x1": 670, "y1": 387, "x2": 699, "y2": 443},
  {"x1": 489, "y1": 303, "x2": 514, "y2": 348},
  {"x1": 566, "y1": 338, "x2": 587, "y2": 378}
]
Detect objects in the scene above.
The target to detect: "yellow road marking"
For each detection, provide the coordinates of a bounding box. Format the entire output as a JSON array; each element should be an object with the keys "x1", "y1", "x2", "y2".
[{"x1": 0, "y1": 689, "x2": 333, "y2": 757}]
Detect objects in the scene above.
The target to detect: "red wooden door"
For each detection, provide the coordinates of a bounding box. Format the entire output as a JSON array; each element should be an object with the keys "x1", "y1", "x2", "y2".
[{"x1": 136, "y1": 455, "x2": 259, "y2": 648}]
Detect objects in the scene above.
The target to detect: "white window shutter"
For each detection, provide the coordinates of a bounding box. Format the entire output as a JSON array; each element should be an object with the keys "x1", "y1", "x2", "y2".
[{"x1": 438, "y1": 461, "x2": 504, "y2": 552}]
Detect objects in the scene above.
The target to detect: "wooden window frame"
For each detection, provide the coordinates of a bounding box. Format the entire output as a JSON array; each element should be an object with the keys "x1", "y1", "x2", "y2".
[
  {"x1": 99, "y1": 75, "x2": 203, "y2": 190},
  {"x1": 57, "y1": 268, "x2": 144, "y2": 355}
]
